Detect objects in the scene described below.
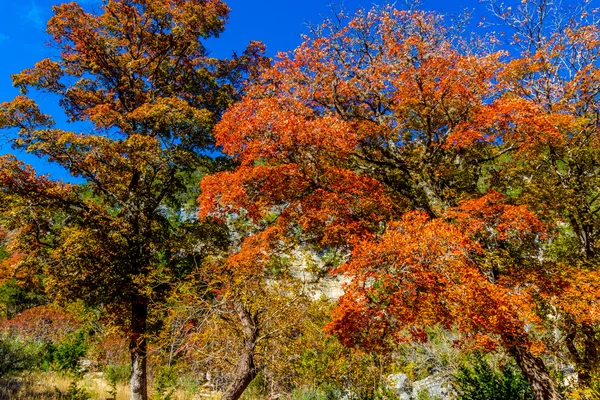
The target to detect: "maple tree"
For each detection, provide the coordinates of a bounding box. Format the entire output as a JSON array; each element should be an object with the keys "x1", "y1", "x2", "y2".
[
  {"x1": 0, "y1": 1, "x2": 267, "y2": 399},
  {"x1": 198, "y1": 4, "x2": 600, "y2": 399},
  {"x1": 482, "y1": 0, "x2": 600, "y2": 388}
]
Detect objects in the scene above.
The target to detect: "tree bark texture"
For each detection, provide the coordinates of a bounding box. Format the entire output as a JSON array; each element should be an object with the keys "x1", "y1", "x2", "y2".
[
  {"x1": 221, "y1": 302, "x2": 259, "y2": 400},
  {"x1": 510, "y1": 344, "x2": 562, "y2": 400},
  {"x1": 566, "y1": 323, "x2": 599, "y2": 386},
  {"x1": 130, "y1": 297, "x2": 148, "y2": 400}
]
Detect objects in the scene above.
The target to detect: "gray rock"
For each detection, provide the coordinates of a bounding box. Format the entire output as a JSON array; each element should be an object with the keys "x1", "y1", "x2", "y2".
[
  {"x1": 560, "y1": 365, "x2": 578, "y2": 388},
  {"x1": 387, "y1": 373, "x2": 413, "y2": 400},
  {"x1": 78, "y1": 358, "x2": 91, "y2": 373},
  {"x1": 412, "y1": 374, "x2": 452, "y2": 400}
]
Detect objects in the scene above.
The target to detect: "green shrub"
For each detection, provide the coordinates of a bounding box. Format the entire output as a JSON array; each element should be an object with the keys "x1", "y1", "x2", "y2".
[
  {"x1": 103, "y1": 362, "x2": 130, "y2": 383},
  {"x1": 55, "y1": 380, "x2": 91, "y2": 400},
  {"x1": 103, "y1": 363, "x2": 130, "y2": 400},
  {"x1": 291, "y1": 388, "x2": 330, "y2": 400},
  {"x1": 43, "y1": 330, "x2": 88, "y2": 373},
  {"x1": 454, "y1": 353, "x2": 534, "y2": 400},
  {"x1": 0, "y1": 336, "x2": 43, "y2": 377},
  {"x1": 152, "y1": 365, "x2": 178, "y2": 400}
]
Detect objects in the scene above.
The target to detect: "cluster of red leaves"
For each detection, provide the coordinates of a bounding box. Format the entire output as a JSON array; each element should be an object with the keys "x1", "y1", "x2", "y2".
[
  {"x1": 88, "y1": 332, "x2": 130, "y2": 366},
  {"x1": 447, "y1": 97, "x2": 570, "y2": 151},
  {"x1": 326, "y1": 193, "x2": 546, "y2": 352},
  {"x1": 0, "y1": 305, "x2": 82, "y2": 343},
  {"x1": 198, "y1": 7, "x2": 560, "y2": 356},
  {"x1": 447, "y1": 191, "x2": 546, "y2": 242}
]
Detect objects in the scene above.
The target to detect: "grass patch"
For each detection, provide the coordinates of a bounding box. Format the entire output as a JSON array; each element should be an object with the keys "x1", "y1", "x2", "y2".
[{"x1": 0, "y1": 370, "x2": 223, "y2": 400}]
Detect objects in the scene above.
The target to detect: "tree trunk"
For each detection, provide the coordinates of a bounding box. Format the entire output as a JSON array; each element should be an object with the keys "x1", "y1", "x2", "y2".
[
  {"x1": 221, "y1": 302, "x2": 259, "y2": 400},
  {"x1": 130, "y1": 297, "x2": 148, "y2": 400},
  {"x1": 563, "y1": 319, "x2": 600, "y2": 387},
  {"x1": 579, "y1": 323, "x2": 599, "y2": 386},
  {"x1": 510, "y1": 344, "x2": 562, "y2": 400}
]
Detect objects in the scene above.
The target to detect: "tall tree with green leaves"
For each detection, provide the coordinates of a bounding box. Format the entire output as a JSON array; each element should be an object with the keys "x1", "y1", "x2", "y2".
[{"x1": 0, "y1": 1, "x2": 267, "y2": 399}]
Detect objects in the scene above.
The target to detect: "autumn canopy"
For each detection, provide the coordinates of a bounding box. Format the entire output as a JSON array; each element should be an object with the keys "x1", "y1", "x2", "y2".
[
  {"x1": 198, "y1": 4, "x2": 600, "y2": 400},
  {"x1": 0, "y1": 1, "x2": 599, "y2": 400}
]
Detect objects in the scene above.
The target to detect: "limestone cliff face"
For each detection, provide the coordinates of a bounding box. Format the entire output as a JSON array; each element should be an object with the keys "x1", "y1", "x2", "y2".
[
  {"x1": 278, "y1": 249, "x2": 349, "y2": 300},
  {"x1": 290, "y1": 266, "x2": 348, "y2": 300}
]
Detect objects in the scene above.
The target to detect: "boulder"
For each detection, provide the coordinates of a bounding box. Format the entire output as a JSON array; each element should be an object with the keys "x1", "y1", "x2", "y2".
[
  {"x1": 412, "y1": 374, "x2": 453, "y2": 400},
  {"x1": 387, "y1": 373, "x2": 413, "y2": 400}
]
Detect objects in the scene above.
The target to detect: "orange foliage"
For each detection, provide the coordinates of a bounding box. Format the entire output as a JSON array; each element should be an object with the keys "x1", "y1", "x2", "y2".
[
  {"x1": 197, "y1": 7, "x2": 593, "y2": 377},
  {"x1": 0, "y1": 305, "x2": 82, "y2": 343},
  {"x1": 326, "y1": 210, "x2": 542, "y2": 352}
]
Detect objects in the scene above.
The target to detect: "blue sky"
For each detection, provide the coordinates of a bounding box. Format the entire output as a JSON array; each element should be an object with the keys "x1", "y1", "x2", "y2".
[{"x1": 0, "y1": 0, "x2": 482, "y2": 178}]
